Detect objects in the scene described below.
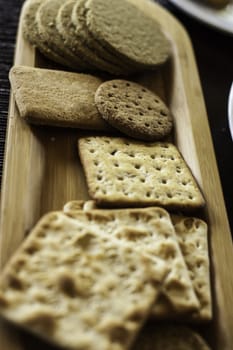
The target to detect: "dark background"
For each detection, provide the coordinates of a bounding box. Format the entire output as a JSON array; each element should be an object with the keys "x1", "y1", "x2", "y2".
[{"x1": 0, "y1": 0, "x2": 233, "y2": 233}]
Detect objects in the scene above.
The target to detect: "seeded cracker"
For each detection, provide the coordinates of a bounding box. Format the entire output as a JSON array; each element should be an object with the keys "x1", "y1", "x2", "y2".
[
  {"x1": 78, "y1": 136, "x2": 205, "y2": 210},
  {"x1": 0, "y1": 211, "x2": 168, "y2": 350},
  {"x1": 85, "y1": 0, "x2": 171, "y2": 69},
  {"x1": 9, "y1": 66, "x2": 110, "y2": 130},
  {"x1": 95, "y1": 80, "x2": 173, "y2": 141}
]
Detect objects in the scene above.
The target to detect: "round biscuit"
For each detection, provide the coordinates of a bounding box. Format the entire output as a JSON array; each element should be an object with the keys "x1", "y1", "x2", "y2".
[
  {"x1": 85, "y1": 0, "x2": 171, "y2": 69},
  {"x1": 56, "y1": 0, "x2": 128, "y2": 75},
  {"x1": 36, "y1": 0, "x2": 89, "y2": 70},
  {"x1": 22, "y1": 0, "x2": 76, "y2": 69},
  {"x1": 71, "y1": 0, "x2": 132, "y2": 72},
  {"x1": 95, "y1": 79, "x2": 173, "y2": 141}
]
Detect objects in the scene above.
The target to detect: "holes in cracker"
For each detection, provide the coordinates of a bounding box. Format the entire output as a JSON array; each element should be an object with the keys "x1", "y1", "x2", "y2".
[
  {"x1": 134, "y1": 164, "x2": 141, "y2": 169},
  {"x1": 24, "y1": 243, "x2": 40, "y2": 255},
  {"x1": 7, "y1": 274, "x2": 24, "y2": 290},
  {"x1": 89, "y1": 149, "x2": 95, "y2": 153},
  {"x1": 94, "y1": 160, "x2": 99, "y2": 166},
  {"x1": 128, "y1": 117, "x2": 133, "y2": 121},
  {"x1": 108, "y1": 93, "x2": 114, "y2": 97},
  {"x1": 148, "y1": 106, "x2": 152, "y2": 111},
  {"x1": 112, "y1": 84, "x2": 118, "y2": 88},
  {"x1": 97, "y1": 175, "x2": 103, "y2": 181},
  {"x1": 195, "y1": 220, "x2": 201, "y2": 229},
  {"x1": 160, "y1": 110, "x2": 167, "y2": 116},
  {"x1": 144, "y1": 123, "x2": 150, "y2": 127},
  {"x1": 139, "y1": 112, "x2": 143, "y2": 116},
  {"x1": 188, "y1": 194, "x2": 194, "y2": 200},
  {"x1": 176, "y1": 166, "x2": 182, "y2": 173},
  {"x1": 128, "y1": 152, "x2": 135, "y2": 158},
  {"x1": 110, "y1": 149, "x2": 117, "y2": 156},
  {"x1": 126, "y1": 82, "x2": 131, "y2": 87},
  {"x1": 114, "y1": 161, "x2": 119, "y2": 167},
  {"x1": 138, "y1": 95, "x2": 143, "y2": 99},
  {"x1": 146, "y1": 191, "x2": 152, "y2": 198},
  {"x1": 166, "y1": 192, "x2": 173, "y2": 198},
  {"x1": 183, "y1": 218, "x2": 194, "y2": 230}
]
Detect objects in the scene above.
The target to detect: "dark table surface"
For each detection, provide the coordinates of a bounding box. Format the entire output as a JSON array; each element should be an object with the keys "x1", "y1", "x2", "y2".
[{"x1": 0, "y1": 0, "x2": 233, "y2": 234}]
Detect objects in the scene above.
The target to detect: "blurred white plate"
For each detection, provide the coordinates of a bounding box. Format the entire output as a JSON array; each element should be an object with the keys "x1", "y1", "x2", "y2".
[
  {"x1": 228, "y1": 82, "x2": 233, "y2": 140},
  {"x1": 168, "y1": 0, "x2": 233, "y2": 35}
]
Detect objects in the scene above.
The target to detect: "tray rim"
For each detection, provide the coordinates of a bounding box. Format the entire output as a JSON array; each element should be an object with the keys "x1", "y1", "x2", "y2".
[{"x1": 0, "y1": 1, "x2": 233, "y2": 349}]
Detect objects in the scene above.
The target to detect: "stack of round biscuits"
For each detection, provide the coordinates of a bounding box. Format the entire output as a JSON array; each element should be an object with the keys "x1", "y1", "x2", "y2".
[{"x1": 22, "y1": 0, "x2": 171, "y2": 74}]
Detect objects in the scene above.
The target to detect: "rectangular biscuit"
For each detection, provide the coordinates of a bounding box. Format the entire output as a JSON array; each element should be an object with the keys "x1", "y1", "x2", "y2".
[{"x1": 9, "y1": 65, "x2": 110, "y2": 130}]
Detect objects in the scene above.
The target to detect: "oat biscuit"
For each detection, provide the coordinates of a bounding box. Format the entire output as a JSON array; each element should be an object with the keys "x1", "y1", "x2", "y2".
[
  {"x1": 9, "y1": 66, "x2": 110, "y2": 130},
  {"x1": 78, "y1": 136, "x2": 205, "y2": 210},
  {"x1": 95, "y1": 80, "x2": 173, "y2": 141},
  {"x1": 85, "y1": 0, "x2": 171, "y2": 69},
  {"x1": 134, "y1": 324, "x2": 211, "y2": 350},
  {"x1": 71, "y1": 0, "x2": 131, "y2": 71},
  {"x1": 36, "y1": 0, "x2": 89, "y2": 70},
  {"x1": 22, "y1": 0, "x2": 75, "y2": 68},
  {"x1": 0, "y1": 211, "x2": 167, "y2": 350},
  {"x1": 56, "y1": 0, "x2": 127, "y2": 75}
]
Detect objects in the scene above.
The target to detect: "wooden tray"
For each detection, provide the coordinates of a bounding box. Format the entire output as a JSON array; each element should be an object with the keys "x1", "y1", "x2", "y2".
[{"x1": 0, "y1": 1, "x2": 232, "y2": 349}]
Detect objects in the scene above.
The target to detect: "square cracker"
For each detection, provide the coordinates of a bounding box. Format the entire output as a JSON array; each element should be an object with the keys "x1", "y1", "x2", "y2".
[
  {"x1": 78, "y1": 136, "x2": 205, "y2": 210},
  {"x1": 0, "y1": 211, "x2": 167, "y2": 350},
  {"x1": 63, "y1": 202, "x2": 211, "y2": 321},
  {"x1": 63, "y1": 205, "x2": 200, "y2": 313},
  {"x1": 151, "y1": 215, "x2": 212, "y2": 321}
]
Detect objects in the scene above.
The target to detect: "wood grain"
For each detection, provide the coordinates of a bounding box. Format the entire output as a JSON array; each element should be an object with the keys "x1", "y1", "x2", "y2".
[{"x1": 0, "y1": 1, "x2": 232, "y2": 350}]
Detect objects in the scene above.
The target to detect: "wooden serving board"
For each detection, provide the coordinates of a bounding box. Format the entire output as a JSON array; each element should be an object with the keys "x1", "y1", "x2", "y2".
[{"x1": 0, "y1": 1, "x2": 232, "y2": 349}]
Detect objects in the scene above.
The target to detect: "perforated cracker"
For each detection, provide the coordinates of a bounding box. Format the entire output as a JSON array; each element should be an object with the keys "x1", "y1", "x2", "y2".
[
  {"x1": 151, "y1": 216, "x2": 211, "y2": 321},
  {"x1": 78, "y1": 136, "x2": 205, "y2": 210},
  {"x1": 0, "y1": 211, "x2": 168, "y2": 350},
  {"x1": 63, "y1": 206, "x2": 200, "y2": 313},
  {"x1": 95, "y1": 80, "x2": 173, "y2": 141}
]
